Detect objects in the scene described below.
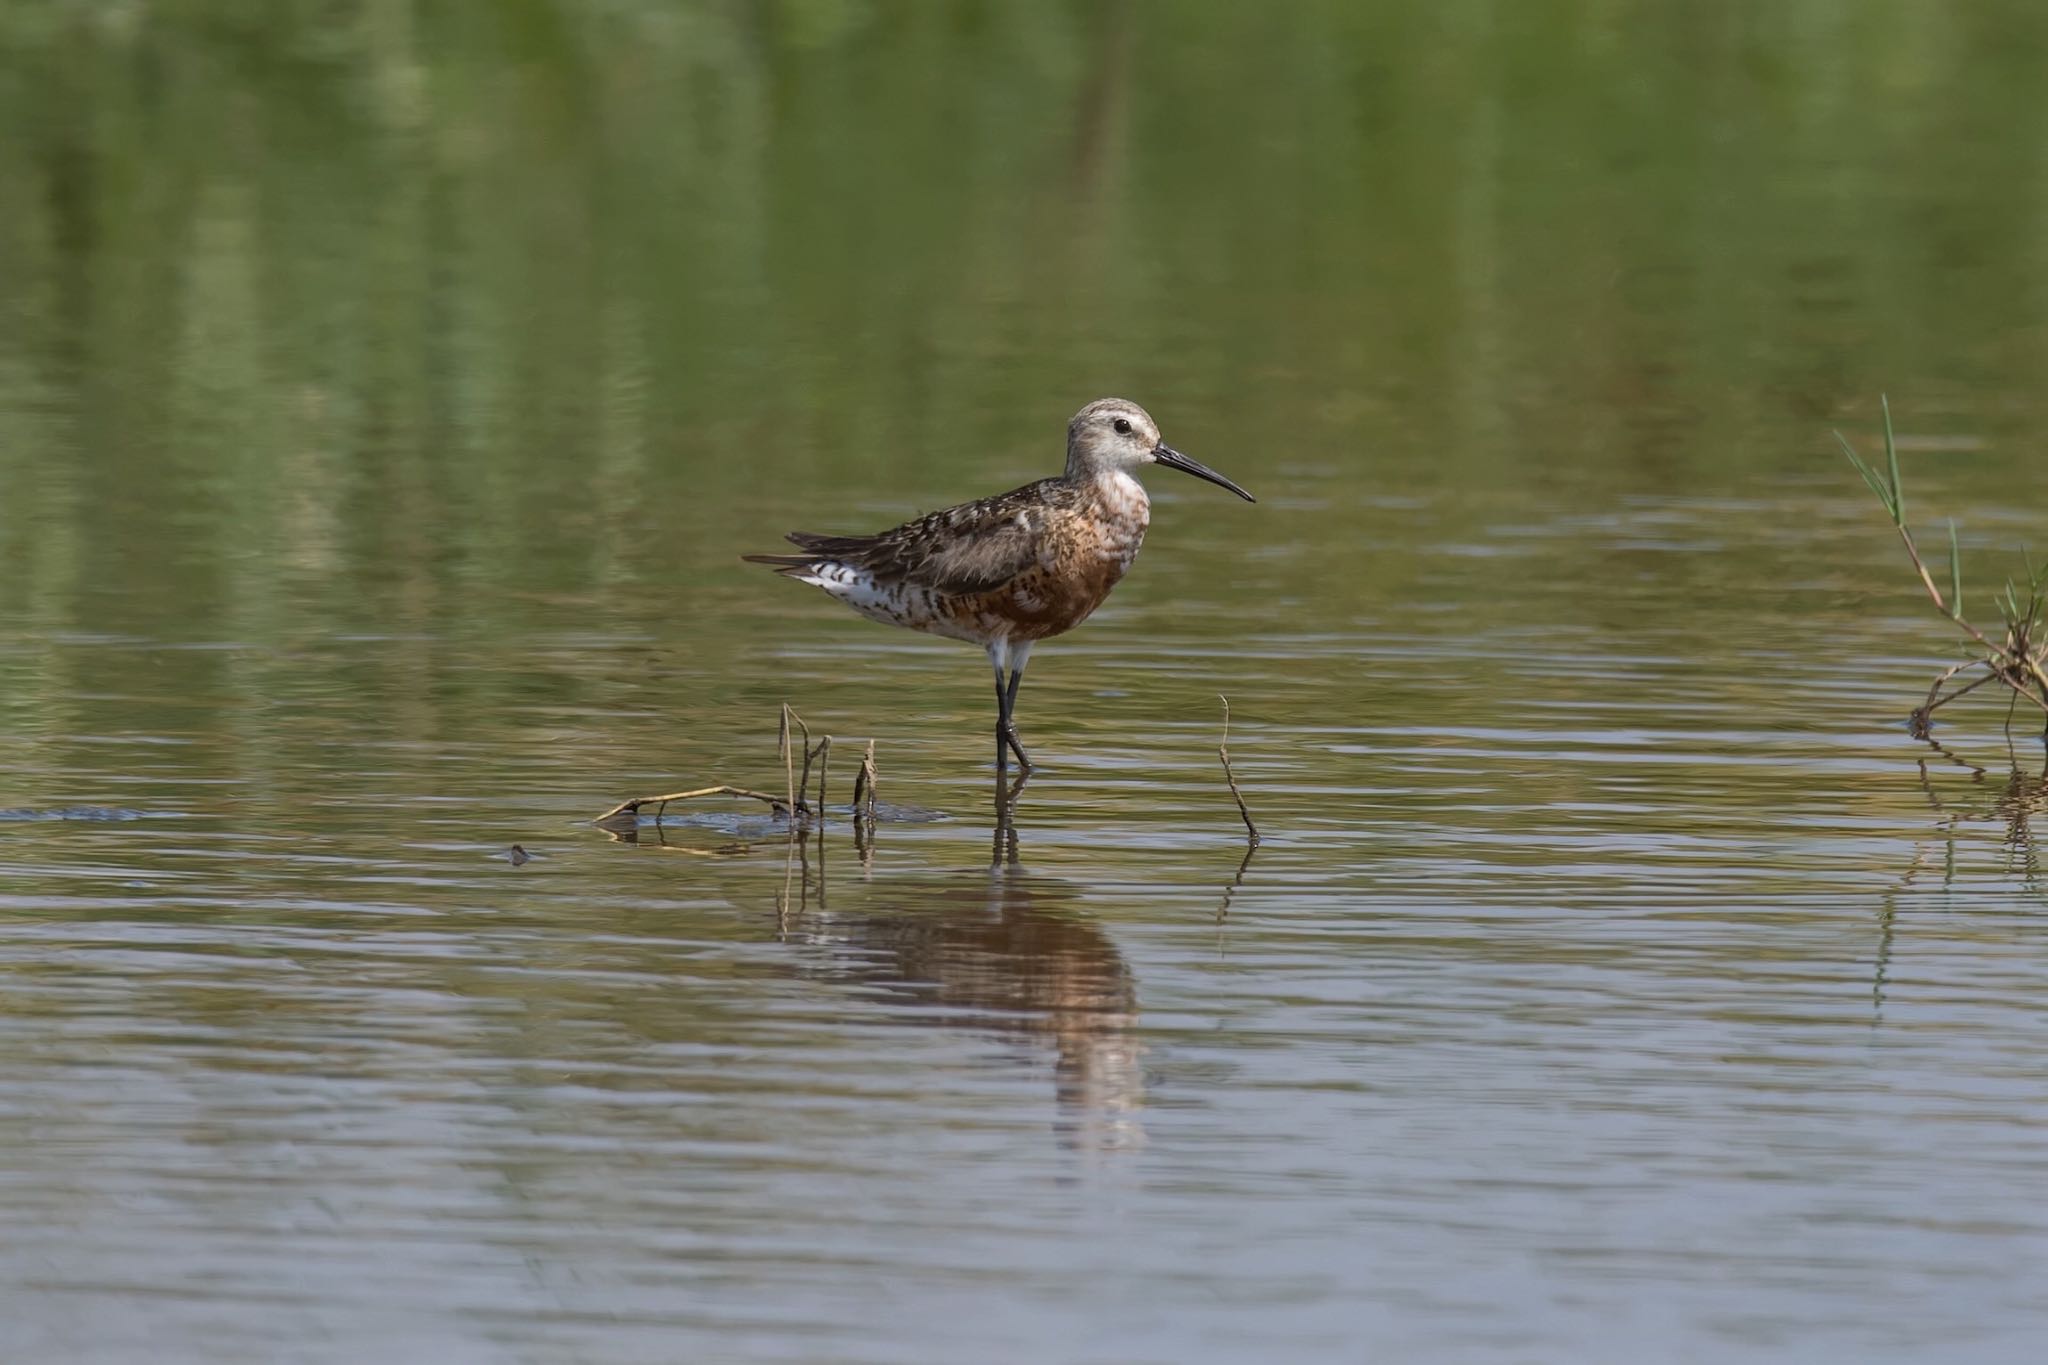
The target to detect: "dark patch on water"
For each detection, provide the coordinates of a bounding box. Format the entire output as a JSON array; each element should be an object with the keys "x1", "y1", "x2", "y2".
[
  {"x1": 617, "y1": 802, "x2": 948, "y2": 837},
  {"x1": 0, "y1": 806, "x2": 148, "y2": 823}
]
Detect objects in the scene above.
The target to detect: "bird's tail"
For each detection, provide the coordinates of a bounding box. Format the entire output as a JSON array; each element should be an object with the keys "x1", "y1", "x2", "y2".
[
  {"x1": 739, "y1": 552, "x2": 819, "y2": 577},
  {"x1": 742, "y1": 530, "x2": 876, "y2": 576}
]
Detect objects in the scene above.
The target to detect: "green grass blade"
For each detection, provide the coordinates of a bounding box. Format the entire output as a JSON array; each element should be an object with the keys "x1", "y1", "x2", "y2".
[
  {"x1": 1947, "y1": 519, "x2": 1962, "y2": 615},
  {"x1": 1834, "y1": 431, "x2": 1898, "y2": 518},
  {"x1": 1880, "y1": 394, "x2": 1904, "y2": 525}
]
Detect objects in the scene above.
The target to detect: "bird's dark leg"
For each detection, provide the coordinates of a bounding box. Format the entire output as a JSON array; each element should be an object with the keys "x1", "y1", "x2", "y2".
[
  {"x1": 987, "y1": 641, "x2": 1035, "y2": 773},
  {"x1": 992, "y1": 665, "x2": 1012, "y2": 774},
  {"x1": 1001, "y1": 667, "x2": 1032, "y2": 770},
  {"x1": 1001, "y1": 641, "x2": 1034, "y2": 771}
]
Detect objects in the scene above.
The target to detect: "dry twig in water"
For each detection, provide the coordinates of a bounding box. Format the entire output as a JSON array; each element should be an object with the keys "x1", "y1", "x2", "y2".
[
  {"x1": 594, "y1": 704, "x2": 855, "y2": 830},
  {"x1": 780, "y1": 704, "x2": 798, "y2": 814},
  {"x1": 593, "y1": 785, "x2": 794, "y2": 829},
  {"x1": 851, "y1": 739, "x2": 879, "y2": 822},
  {"x1": 1218, "y1": 695, "x2": 1261, "y2": 847}
]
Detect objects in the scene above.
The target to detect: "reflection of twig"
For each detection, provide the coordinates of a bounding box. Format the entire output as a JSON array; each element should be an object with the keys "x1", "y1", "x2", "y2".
[
  {"x1": 1872, "y1": 886, "x2": 1897, "y2": 1020},
  {"x1": 1218, "y1": 696, "x2": 1261, "y2": 847},
  {"x1": 597, "y1": 821, "x2": 754, "y2": 856},
  {"x1": 813, "y1": 816, "x2": 828, "y2": 910},
  {"x1": 1902, "y1": 735, "x2": 2048, "y2": 920},
  {"x1": 1884, "y1": 735, "x2": 2048, "y2": 1016},
  {"x1": 1916, "y1": 732, "x2": 1988, "y2": 784},
  {"x1": 1214, "y1": 842, "x2": 1257, "y2": 925},
  {"x1": 776, "y1": 818, "x2": 804, "y2": 933},
  {"x1": 1993, "y1": 764, "x2": 2047, "y2": 888},
  {"x1": 852, "y1": 805, "x2": 874, "y2": 870}
]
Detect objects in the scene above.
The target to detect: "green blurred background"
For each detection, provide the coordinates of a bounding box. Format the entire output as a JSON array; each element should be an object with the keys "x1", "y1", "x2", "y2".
[{"x1": 6, "y1": 0, "x2": 2048, "y2": 646}]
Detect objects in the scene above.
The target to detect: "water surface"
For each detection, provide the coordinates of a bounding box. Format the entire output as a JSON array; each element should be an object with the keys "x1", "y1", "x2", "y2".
[{"x1": 5, "y1": 4, "x2": 2048, "y2": 1361}]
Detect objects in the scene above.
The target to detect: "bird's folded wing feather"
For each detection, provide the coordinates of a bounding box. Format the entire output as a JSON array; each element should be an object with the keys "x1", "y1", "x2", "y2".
[{"x1": 787, "y1": 481, "x2": 1058, "y2": 595}]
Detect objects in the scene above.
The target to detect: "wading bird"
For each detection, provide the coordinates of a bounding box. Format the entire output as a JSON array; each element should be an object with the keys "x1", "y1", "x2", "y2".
[{"x1": 744, "y1": 398, "x2": 1255, "y2": 772}]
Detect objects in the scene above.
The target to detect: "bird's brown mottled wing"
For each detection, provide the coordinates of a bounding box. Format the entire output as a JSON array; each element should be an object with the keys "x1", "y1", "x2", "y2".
[{"x1": 782, "y1": 478, "x2": 1071, "y2": 595}]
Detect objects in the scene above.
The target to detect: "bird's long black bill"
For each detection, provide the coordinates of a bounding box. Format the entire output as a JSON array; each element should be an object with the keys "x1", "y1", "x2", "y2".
[{"x1": 1154, "y1": 443, "x2": 1255, "y2": 502}]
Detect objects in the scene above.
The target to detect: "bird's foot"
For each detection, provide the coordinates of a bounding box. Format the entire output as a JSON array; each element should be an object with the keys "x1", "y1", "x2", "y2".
[{"x1": 1001, "y1": 724, "x2": 1034, "y2": 772}]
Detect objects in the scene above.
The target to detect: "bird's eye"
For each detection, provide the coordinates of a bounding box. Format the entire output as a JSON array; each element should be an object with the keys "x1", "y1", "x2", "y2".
[{"x1": 1112, "y1": 418, "x2": 1133, "y2": 435}]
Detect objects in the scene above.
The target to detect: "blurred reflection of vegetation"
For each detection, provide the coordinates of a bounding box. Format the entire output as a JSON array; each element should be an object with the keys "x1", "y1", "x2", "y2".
[
  {"x1": 1909, "y1": 740, "x2": 2048, "y2": 893},
  {"x1": 8, "y1": 2, "x2": 2048, "y2": 643},
  {"x1": 1877, "y1": 741, "x2": 2048, "y2": 1011}
]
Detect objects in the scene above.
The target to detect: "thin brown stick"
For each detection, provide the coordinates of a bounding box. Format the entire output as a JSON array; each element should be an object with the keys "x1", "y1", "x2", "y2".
[
  {"x1": 1921, "y1": 668, "x2": 2002, "y2": 717},
  {"x1": 779, "y1": 704, "x2": 797, "y2": 815},
  {"x1": 1988, "y1": 665, "x2": 2048, "y2": 718},
  {"x1": 1894, "y1": 523, "x2": 1973, "y2": 632},
  {"x1": 790, "y1": 708, "x2": 819, "y2": 814},
  {"x1": 1887, "y1": 519, "x2": 2007, "y2": 657},
  {"x1": 814, "y1": 736, "x2": 831, "y2": 814},
  {"x1": 2024, "y1": 652, "x2": 2048, "y2": 702},
  {"x1": 1917, "y1": 660, "x2": 1996, "y2": 724},
  {"x1": 855, "y1": 739, "x2": 878, "y2": 820},
  {"x1": 1921, "y1": 658, "x2": 1982, "y2": 703},
  {"x1": 1218, "y1": 695, "x2": 1261, "y2": 847},
  {"x1": 593, "y1": 786, "x2": 793, "y2": 828}
]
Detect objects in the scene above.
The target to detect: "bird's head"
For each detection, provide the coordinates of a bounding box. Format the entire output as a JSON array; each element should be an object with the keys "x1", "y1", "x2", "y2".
[{"x1": 1065, "y1": 397, "x2": 1255, "y2": 502}]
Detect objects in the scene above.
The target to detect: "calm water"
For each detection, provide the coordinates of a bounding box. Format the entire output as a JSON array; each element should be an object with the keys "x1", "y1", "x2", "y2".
[{"x1": 6, "y1": 4, "x2": 2048, "y2": 1361}]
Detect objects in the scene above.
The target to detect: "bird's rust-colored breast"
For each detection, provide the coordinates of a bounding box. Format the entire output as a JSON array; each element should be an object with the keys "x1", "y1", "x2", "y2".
[{"x1": 944, "y1": 479, "x2": 1149, "y2": 641}]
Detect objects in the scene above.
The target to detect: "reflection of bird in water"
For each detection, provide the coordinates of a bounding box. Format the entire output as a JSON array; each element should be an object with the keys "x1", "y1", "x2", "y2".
[{"x1": 777, "y1": 779, "x2": 1144, "y2": 1154}]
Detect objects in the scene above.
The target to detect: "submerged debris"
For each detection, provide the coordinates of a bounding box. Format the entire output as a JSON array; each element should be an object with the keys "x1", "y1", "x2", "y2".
[{"x1": 594, "y1": 704, "x2": 878, "y2": 832}]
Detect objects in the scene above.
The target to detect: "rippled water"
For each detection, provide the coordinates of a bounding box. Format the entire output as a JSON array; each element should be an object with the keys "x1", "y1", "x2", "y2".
[
  {"x1": 9, "y1": 4, "x2": 2048, "y2": 1361},
  {"x1": 8, "y1": 483, "x2": 2048, "y2": 1362}
]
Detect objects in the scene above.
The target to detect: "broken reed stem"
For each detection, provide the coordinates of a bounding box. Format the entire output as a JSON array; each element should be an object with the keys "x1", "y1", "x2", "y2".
[
  {"x1": 780, "y1": 704, "x2": 798, "y2": 816},
  {"x1": 593, "y1": 785, "x2": 793, "y2": 827},
  {"x1": 853, "y1": 739, "x2": 878, "y2": 820},
  {"x1": 1887, "y1": 516, "x2": 2005, "y2": 656},
  {"x1": 596, "y1": 703, "x2": 860, "y2": 829},
  {"x1": 1919, "y1": 664, "x2": 2003, "y2": 726},
  {"x1": 1218, "y1": 695, "x2": 1261, "y2": 847},
  {"x1": 791, "y1": 707, "x2": 819, "y2": 810},
  {"x1": 783, "y1": 708, "x2": 844, "y2": 819}
]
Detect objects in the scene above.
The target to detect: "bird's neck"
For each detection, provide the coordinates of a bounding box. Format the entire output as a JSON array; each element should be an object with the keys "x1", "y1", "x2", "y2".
[
  {"x1": 1085, "y1": 468, "x2": 1150, "y2": 518},
  {"x1": 1084, "y1": 470, "x2": 1151, "y2": 545}
]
